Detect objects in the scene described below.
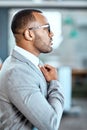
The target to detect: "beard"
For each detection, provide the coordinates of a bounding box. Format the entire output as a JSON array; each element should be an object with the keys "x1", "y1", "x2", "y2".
[{"x1": 34, "y1": 32, "x2": 53, "y2": 54}]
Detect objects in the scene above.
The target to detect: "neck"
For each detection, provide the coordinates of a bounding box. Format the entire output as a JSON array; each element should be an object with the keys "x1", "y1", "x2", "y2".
[{"x1": 16, "y1": 42, "x2": 40, "y2": 57}]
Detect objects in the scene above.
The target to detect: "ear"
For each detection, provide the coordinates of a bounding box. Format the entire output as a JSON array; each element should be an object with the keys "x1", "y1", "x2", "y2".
[{"x1": 24, "y1": 29, "x2": 34, "y2": 41}]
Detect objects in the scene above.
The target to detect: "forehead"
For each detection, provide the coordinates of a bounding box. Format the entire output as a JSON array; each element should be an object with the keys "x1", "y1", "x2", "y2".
[{"x1": 33, "y1": 12, "x2": 49, "y2": 25}]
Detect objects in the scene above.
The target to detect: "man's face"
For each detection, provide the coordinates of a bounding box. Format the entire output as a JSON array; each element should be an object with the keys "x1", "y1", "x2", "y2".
[{"x1": 31, "y1": 12, "x2": 54, "y2": 55}]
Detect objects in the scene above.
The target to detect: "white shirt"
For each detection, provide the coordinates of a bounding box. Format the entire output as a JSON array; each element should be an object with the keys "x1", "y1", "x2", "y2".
[{"x1": 14, "y1": 45, "x2": 40, "y2": 69}]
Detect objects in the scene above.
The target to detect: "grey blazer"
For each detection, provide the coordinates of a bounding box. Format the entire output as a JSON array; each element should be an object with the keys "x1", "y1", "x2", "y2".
[{"x1": 0, "y1": 49, "x2": 64, "y2": 130}]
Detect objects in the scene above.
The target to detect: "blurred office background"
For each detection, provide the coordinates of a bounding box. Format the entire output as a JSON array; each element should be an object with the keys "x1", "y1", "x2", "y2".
[{"x1": 0, "y1": 0, "x2": 87, "y2": 130}]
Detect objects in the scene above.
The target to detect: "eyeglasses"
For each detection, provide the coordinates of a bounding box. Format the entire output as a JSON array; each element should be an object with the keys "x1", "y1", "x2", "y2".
[
  {"x1": 14, "y1": 24, "x2": 51, "y2": 34},
  {"x1": 29, "y1": 24, "x2": 51, "y2": 33}
]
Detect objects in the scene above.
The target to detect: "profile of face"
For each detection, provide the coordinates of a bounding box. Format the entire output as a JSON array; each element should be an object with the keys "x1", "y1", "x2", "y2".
[
  {"x1": 12, "y1": 10, "x2": 54, "y2": 56},
  {"x1": 30, "y1": 12, "x2": 54, "y2": 55}
]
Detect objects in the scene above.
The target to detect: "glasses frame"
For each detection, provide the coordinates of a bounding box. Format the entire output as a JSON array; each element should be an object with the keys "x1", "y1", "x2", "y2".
[
  {"x1": 14, "y1": 24, "x2": 51, "y2": 34},
  {"x1": 29, "y1": 24, "x2": 51, "y2": 33}
]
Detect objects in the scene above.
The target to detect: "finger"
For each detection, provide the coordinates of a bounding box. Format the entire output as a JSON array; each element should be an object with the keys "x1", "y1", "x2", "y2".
[
  {"x1": 44, "y1": 65, "x2": 54, "y2": 72},
  {"x1": 44, "y1": 64, "x2": 53, "y2": 69},
  {"x1": 39, "y1": 66, "x2": 47, "y2": 73}
]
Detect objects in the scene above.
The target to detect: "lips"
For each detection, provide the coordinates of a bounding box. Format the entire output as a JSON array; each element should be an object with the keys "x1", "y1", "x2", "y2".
[{"x1": 50, "y1": 39, "x2": 53, "y2": 45}]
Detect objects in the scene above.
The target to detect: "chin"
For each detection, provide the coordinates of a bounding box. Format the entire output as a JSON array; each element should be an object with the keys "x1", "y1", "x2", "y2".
[
  {"x1": 49, "y1": 47, "x2": 53, "y2": 52},
  {"x1": 43, "y1": 48, "x2": 53, "y2": 53}
]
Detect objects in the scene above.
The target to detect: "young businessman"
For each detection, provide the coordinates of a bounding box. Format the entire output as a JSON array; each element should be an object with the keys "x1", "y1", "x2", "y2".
[{"x1": 0, "y1": 9, "x2": 64, "y2": 130}]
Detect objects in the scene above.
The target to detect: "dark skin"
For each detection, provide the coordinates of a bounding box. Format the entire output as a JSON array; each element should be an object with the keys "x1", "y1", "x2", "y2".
[
  {"x1": 15, "y1": 12, "x2": 58, "y2": 82},
  {"x1": 39, "y1": 64, "x2": 58, "y2": 82}
]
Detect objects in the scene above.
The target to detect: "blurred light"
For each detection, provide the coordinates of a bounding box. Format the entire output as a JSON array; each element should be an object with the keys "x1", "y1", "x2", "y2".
[
  {"x1": 69, "y1": 29, "x2": 78, "y2": 38},
  {"x1": 64, "y1": 16, "x2": 74, "y2": 25}
]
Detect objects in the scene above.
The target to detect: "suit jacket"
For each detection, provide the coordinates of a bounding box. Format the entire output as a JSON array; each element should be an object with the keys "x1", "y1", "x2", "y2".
[{"x1": 0, "y1": 49, "x2": 64, "y2": 130}]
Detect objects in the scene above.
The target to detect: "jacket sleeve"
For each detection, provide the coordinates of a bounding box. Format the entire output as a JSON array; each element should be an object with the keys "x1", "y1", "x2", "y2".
[{"x1": 7, "y1": 67, "x2": 64, "y2": 130}]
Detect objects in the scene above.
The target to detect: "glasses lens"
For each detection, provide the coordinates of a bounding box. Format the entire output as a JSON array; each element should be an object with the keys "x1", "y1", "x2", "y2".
[
  {"x1": 48, "y1": 25, "x2": 50, "y2": 33},
  {"x1": 29, "y1": 24, "x2": 51, "y2": 33}
]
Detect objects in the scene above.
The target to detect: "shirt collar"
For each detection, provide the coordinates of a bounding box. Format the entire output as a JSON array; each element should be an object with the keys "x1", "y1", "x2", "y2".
[{"x1": 14, "y1": 45, "x2": 39, "y2": 68}]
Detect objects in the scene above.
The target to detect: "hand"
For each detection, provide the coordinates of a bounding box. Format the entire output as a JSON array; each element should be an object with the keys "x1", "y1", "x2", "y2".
[{"x1": 39, "y1": 64, "x2": 58, "y2": 82}]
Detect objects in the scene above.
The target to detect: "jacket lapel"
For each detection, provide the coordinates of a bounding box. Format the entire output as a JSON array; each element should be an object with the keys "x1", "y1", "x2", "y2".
[{"x1": 11, "y1": 49, "x2": 45, "y2": 78}]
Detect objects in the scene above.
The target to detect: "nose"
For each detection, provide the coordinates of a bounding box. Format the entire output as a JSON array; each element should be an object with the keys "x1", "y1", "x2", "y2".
[{"x1": 49, "y1": 30, "x2": 54, "y2": 37}]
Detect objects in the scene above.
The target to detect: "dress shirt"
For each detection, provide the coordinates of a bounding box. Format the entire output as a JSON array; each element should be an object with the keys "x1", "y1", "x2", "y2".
[{"x1": 14, "y1": 45, "x2": 40, "y2": 69}]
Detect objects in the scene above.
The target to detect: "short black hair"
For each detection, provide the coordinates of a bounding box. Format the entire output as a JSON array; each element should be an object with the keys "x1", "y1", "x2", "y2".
[{"x1": 11, "y1": 9, "x2": 42, "y2": 34}]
